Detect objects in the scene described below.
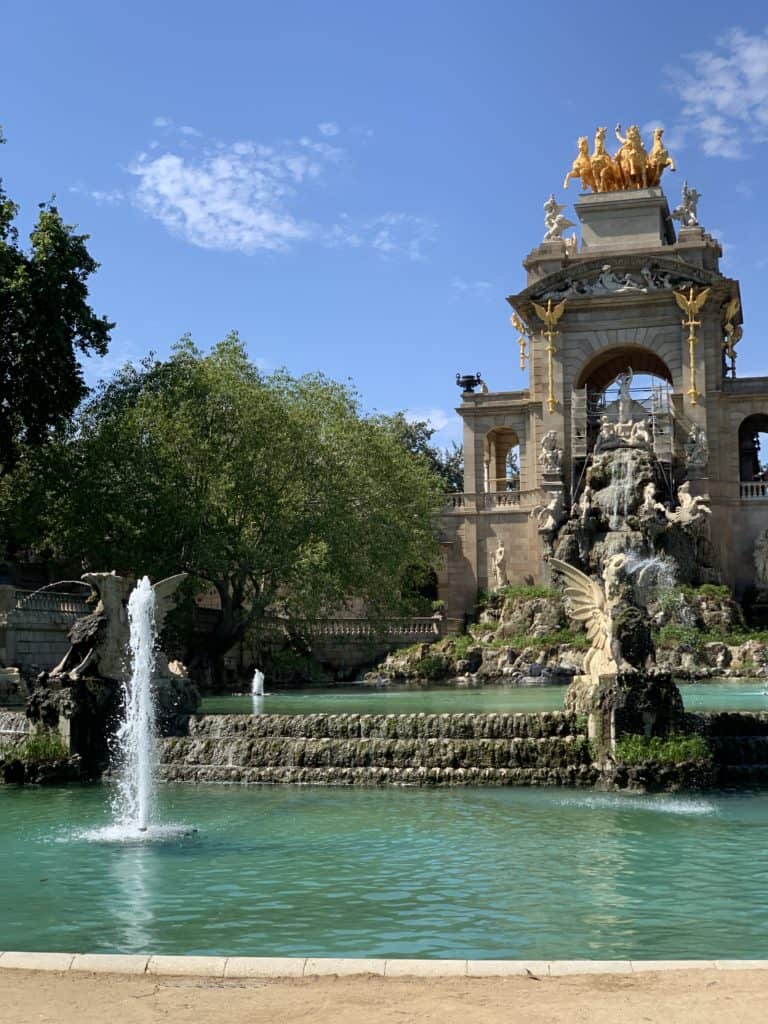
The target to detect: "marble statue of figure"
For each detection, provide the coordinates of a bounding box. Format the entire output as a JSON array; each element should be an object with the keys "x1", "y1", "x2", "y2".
[
  {"x1": 578, "y1": 484, "x2": 593, "y2": 524},
  {"x1": 594, "y1": 415, "x2": 617, "y2": 453},
  {"x1": 671, "y1": 181, "x2": 701, "y2": 228},
  {"x1": 629, "y1": 419, "x2": 651, "y2": 448},
  {"x1": 538, "y1": 430, "x2": 563, "y2": 473},
  {"x1": 639, "y1": 482, "x2": 665, "y2": 517},
  {"x1": 564, "y1": 234, "x2": 578, "y2": 256},
  {"x1": 684, "y1": 425, "x2": 709, "y2": 469},
  {"x1": 543, "y1": 194, "x2": 575, "y2": 241},
  {"x1": 615, "y1": 367, "x2": 633, "y2": 424},
  {"x1": 550, "y1": 555, "x2": 631, "y2": 682},
  {"x1": 754, "y1": 530, "x2": 768, "y2": 586},
  {"x1": 492, "y1": 542, "x2": 508, "y2": 590},
  {"x1": 50, "y1": 571, "x2": 188, "y2": 682},
  {"x1": 664, "y1": 482, "x2": 711, "y2": 528},
  {"x1": 532, "y1": 490, "x2": 566, "y2": 541}
]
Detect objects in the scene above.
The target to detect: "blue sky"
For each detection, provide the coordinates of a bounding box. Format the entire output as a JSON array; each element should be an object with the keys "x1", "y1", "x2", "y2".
[{"x1": 2, "y1": 2, "x2": 767, "y2": 447}]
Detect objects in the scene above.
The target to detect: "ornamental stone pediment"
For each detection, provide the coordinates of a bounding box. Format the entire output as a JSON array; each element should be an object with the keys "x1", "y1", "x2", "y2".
[{"x1": 511, "y1": 256, "x2": 728, "y2": 308}]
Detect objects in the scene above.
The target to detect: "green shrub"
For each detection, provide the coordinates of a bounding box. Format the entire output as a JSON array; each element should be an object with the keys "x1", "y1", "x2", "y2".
[
  {"x1": 614, "y1": 733, "x2": 711, "y2": 766},
  {"x1": 417, "y1": 654, "x2": 451, "y2": 680},
  {"x1": 656, "y1": 624, "x2": 704, "y2": 656},
  {"x1": 500, "y1": 628, "x2": 590, "y2": 651},
  {"x1": 452, "y1": 634, "x2": 473, "y2": 660},
  {"x1": 14, "y1": 730, "x2": 69, "y2": 764},
  {"x1": 694, "y1": 583, "x2": 733, "y2": 600}
]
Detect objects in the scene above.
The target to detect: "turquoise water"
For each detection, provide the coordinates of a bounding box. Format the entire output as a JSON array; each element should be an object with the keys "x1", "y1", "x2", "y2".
[
  {"x1": 201, "y1": 679, "x2": 768, "y2": 716},
  {"x1": 3, "y1": 783, "x2": 768, "y2": 959}
]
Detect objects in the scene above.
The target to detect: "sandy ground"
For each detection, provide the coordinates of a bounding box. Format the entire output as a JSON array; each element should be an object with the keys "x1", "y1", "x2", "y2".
[{"x1": 1, "y1": 969, "x2": 767, "y2": 1024}]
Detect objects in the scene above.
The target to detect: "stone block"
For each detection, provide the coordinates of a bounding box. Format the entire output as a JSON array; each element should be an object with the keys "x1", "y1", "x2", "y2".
[
  {"x1": 630, "y1": 960, "x2": 717, "y2": 972},
  {"x1": 70, "y1": 954, "x2": 149, "y2": 974},
  {"x1": 0, "y1": 951, "x2": 75, "y2": 971},
  {"x1": 384, "y1": 959, "x2": 467, "y2": 976},
  {"x1": 304, "y1": 958, "x2": 385, "y2": 976},
  {"x1": 548, "y1": 960, "x2": 631, "y2": 975},
  {"x1": 147, "y1": 955, "x2": 226, "y2": 977},
  {"x1": 225, "y1": 957, "x2": 306, "y2": 977},
  {"x1": 467, "y1": 960, "x2": 550, "y2": 976},
  {"x1": 714, "y1": 960, "x2": 768, "y2": 970}
]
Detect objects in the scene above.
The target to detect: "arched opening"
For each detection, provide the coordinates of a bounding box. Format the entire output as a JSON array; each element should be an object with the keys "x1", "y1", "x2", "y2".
[
  {"x1": 484, "y1": 428, "x2": 519, "y2": 493},
  {"x1": 575, "y1": 346, "x2": 674, "y2": 458},
  {"x1": 739, "y1": 414, "x2": 768, "y2": 482}
]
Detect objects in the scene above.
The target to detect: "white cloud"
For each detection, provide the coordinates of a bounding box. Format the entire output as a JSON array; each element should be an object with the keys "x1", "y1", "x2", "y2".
[
  {"x1": 709, "y1": 225, "x2": 735, "y2": 261},
  {"x1": 451, "y1": 278, "x2": 493, "y2": 295},
  {"x1": 405, "y1": 407, "x2": 450, "y2": 432},
  {"x1": 85, "y1": 122, "x2": 432, "y2": 259},
  {"x1": 317, "y1": 122, "x2": 339, "y2": 137},
  {"x1": 640, "y1": 119, "x2": 686, "y2": 152},
  {"x1": 668, "y1": 28, "x2": 768, "y2": 157}
]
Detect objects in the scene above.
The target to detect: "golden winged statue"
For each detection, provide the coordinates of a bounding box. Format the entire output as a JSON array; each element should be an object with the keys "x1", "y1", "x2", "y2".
[
  {"x1": 531, "y1": 298, "x2": 567, "y2": 332},
  {"x1": 673, "y1": 286, "x2": 710, "y2": 320},
  {"x1": 722, "y1": 296, "x2": 742, "y2": 361},
  {"x1": 550, "y1": 556, "x2": 630, "y2": 682}
]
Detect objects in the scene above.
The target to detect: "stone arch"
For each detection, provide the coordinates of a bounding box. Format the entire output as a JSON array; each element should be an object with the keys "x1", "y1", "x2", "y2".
[
  {"x1": 484, "y1": 426, "x2": 519, "y2": 492},
  {"x1": 738, "y1": 413, "x2": 768, "y2": 482},
  {"x1": 575, "y1": 344, "x2": 673, "y2": 392}
]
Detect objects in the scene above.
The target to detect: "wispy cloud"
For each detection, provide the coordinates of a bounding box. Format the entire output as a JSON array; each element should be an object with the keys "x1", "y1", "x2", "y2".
[
  {"x1": 668, "y1": 28, "x2": 768, "y2": 157},
  {"x1": 404, "y1": 406, "x2": 461, "y2": 445},
  {"x1": 709, "y1": 225, "x2": 735, "y2": 261},
  {"x1": 451, "y1": 278, "x2": 493, "y2": 296},
  {"x1": 640, "y1": 119, "x2": 685, "y2": 152},
  {"x1": 326, "y1": 212, "x2": 434, "y2": 261},
  {"x1": 86, "y1": 120, "x2": 434, "y2": 259}
]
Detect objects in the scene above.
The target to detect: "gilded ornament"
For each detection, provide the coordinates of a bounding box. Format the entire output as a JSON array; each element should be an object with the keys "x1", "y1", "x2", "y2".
[
  {"x1": 674, "y1": 286, "x2": 710, "y2": 406},
  {"x1": 564, "y1": 123, "x2": 675, "y2": 193},
  {"x1": 531, "y1": 298, "x2": 566, "y2": 413}
]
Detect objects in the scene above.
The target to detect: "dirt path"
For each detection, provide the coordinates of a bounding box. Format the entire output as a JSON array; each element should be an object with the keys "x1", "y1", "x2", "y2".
[{"x1": 1, "y1": 969, "x2": 766, "y2": 1024}]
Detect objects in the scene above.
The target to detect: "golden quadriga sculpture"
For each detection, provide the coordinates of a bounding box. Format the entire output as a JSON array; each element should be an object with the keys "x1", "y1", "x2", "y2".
[{"x1": 564, "y1": 124, "x2": 675, "y2": 193}]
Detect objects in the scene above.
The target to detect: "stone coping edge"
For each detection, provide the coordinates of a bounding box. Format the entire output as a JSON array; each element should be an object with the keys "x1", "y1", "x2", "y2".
[{"x1": 1, "y1": 953, "x2": 768, "y2": 977}]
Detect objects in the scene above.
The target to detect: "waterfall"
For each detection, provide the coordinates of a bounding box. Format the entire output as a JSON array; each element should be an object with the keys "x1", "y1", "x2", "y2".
[
  {"x1": 114, "y1": 577, "x2": 157, "y2": 833},
  {"x1": 609, "y1": 449, "x2": 637, "y2": 529}
]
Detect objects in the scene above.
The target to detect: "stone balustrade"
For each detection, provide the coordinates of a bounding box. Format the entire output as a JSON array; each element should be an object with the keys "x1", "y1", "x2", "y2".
[
  {"x1": 740, "y1": 481, "x2": 768, "y2": 500},
  {"x1": 300, "y1": 617, "x2": 442, "y2": 639},
  {"x1": 444, "y1": 489, "x2": 545, "y2": 513},
  {"x1": 13, "y1": 590, "x2": 90, "y2": 616}
]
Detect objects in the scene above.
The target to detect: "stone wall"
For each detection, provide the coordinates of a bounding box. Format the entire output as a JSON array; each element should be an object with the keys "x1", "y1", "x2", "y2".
[{"x1": 160, "y1": 711, "x2": 596, "y2": 786}]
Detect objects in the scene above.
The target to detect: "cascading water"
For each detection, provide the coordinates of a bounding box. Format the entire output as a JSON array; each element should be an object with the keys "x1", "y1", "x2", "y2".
[
  {"x1": 113, "y1": 576, "x2": 157, "y2": 833},
  {"x1": 609, "y1": 448, "x2": 637, "y2": 529}
]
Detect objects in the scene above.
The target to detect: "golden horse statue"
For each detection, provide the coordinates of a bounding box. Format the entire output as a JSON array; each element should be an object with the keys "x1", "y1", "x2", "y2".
[
  {"x1": 590, "y1": 127, "x2": 621, "y2": 193},
  {"x1": 614, "y1": 124, "x2": 648, "y2": 189},
  {"x1": 563, "y1": 136, "x2": 596, "y2": 192},
  {"x1": 646, "y1": 127, "x2": 676, "y2": 187}
]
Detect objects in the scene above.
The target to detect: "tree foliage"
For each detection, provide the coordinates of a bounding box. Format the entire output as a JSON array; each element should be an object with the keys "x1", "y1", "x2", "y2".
[
  {"x1": 377, "y1": 412, "x2": 463, "y2": 492},
  {"x1": 0, "y1": 131, "x2": 113, "y2": 476},
  {"x1": 9, "y1": 336, "x2": 443, "y2": 675}
]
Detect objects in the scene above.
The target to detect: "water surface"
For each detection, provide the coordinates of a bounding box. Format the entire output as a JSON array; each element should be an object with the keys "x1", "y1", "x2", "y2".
[
  {"x1": 3, "y1": 783, "x2": 768, "y2": 959},
  {"x1": 201, "y1": 679, "x2": 768, "y2": 716}
]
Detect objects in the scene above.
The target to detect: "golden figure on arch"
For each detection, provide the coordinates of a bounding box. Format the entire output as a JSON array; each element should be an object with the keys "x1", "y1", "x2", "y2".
[{"x1": 564, "y1": 123, "x2": 676, "y2": 193}]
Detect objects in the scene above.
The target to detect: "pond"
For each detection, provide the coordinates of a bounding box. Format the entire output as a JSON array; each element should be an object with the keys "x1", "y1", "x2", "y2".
[
  {"x1": 3, "y1": 783, "x2": 768, "y2": 960},
  {"x1": 200, "y1": 679, "x2": 768, "y2": 716}
]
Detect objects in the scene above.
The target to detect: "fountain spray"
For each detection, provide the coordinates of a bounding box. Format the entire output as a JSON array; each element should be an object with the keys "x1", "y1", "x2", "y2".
[{"x1": 114, "y1": 576, "x2": 157, "y2": 833}]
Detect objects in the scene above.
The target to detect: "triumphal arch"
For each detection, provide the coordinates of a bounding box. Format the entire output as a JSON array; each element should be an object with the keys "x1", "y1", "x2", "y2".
[{"x1": 440, "y1": 124, "x2": 768, "y2": 617}]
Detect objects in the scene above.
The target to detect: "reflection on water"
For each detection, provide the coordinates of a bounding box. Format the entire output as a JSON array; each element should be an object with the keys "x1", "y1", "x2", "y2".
[{"x1": 2, "y1": 783, "x2": 768, "y2": 960}]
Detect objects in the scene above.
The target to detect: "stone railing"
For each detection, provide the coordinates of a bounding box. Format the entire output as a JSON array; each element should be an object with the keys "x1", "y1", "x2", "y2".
[
  {"x1": 740, "y1": 482, "x2": 768, "y2": 500},
  {"x1": 13, "y1": 590, "x2": 90, "y2": 616},
  {"x1": 444, "y1": 489, "x2": 545, "y2": 513},
  {"x1": 301, "y1": 617, "x2": 443, "y2": 639}
]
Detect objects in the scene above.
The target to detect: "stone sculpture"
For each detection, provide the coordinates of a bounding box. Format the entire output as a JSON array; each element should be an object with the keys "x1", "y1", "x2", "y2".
[
  {"x1": 671, "y1": 180, "x2": 701, "y2": 227},
  {"x1": 639, "y1": 482, "x2": 665, "y2": 517},
  {"x1": 684, "y1": 425, "x2": 709, "y2": 470},
  {"x1": 532, "y1": 491, "x2": 567, "y2": 554},
  {"x1": 538, "y1": 430, "x2": 563, "y2": 473},
  {"x1": 492, "y1": 542, "x2": 508, "y2": 590},
  {"x1": 543, "y1": 194, "x2": 575, "y2": 241},
  {"x1": 50, "y1": 571, "x2": 188, "y2": 683},
  {"x1": 562, "y1": 122, "x2": 674, "y2": 194},
  {"x1": 550, "y1": 555, "x2": 630, "y2": 681},
  {"x1": 664, "y1": 482, "x2": 710, "y2": 529},
  {"x1": 754, "y1": 530, "x2": 768, "y2": 585},
  {"x1": 722, "y1": 296, "x2": 742, "y2": 368},
  {"x1": 538, "y1": 263, "x2": 695, "y2": 302}
]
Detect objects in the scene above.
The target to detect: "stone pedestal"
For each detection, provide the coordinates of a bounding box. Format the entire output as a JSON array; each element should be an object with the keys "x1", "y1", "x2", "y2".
[
  {"x1": 565, "y1": 671, "x2": 684, "y2": 765},
  {"x1": 574, "y1": 188, "x2": 675, "y2": 253}
]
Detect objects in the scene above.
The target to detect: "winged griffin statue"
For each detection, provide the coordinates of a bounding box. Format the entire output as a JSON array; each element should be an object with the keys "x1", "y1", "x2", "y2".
[
  {"x1": 549, "y1": 555, "x2": 631, "y2": 683},
  {"x1": 50, "y1": 571, "x2": 188, "y2": 683}
]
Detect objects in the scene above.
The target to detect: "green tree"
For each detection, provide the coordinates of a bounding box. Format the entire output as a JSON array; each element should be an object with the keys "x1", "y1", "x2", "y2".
[
  {"x1": 13, "y1": 336, "x2": 442, "y2": 679},
  {"x1": 377, "y1": 412, "x2": 463, "y2": 492},
  {"x1": 0, "y1": 129, "x2": 113, "y2": 477}
]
